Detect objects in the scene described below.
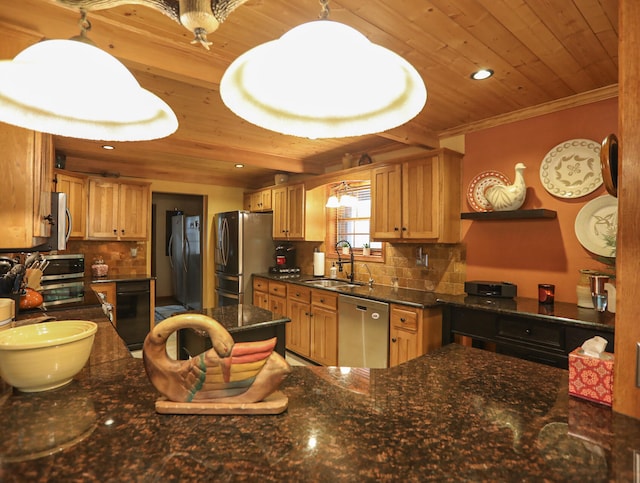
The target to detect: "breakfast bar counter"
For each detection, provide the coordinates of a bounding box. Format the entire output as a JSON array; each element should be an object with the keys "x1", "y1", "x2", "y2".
[{"x1": 2, "y1": 321, "x2": 639, "y2": 480}]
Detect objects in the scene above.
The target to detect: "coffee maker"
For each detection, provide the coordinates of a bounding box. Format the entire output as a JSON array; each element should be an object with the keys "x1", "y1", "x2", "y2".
[{"x1": 270, "y1": 243, "x2": 299, "y2": 274}]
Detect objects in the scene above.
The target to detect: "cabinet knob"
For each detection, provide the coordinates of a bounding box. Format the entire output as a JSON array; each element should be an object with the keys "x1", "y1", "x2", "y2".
[
  {"x1": 400, "y1": 317, "x2": 406, "y2": 323},
  {"x1": 295, "y1": 292, "x2": 300, "y2": 297},
  {"x1": 113, "y1": 229, "x2": 117, "y2": 234},
  {"x1": 320, "y1": 298, "x2": 324, "y2": 303},
  {"x1": 525, "y1": 328, "x2": 532, "y2": 335},
  {"x1": 402, "y1": 227, "x2": 407, "y2": 231},
  {"x1": 121, "y1": 229, "x2": 125, "y2": 234},
  {"x1": 394, "y1": 227, "x2": 399, "y2": 231},
  {"x1": 391, "y1": 338, "x2": 397, "y2": 343}
]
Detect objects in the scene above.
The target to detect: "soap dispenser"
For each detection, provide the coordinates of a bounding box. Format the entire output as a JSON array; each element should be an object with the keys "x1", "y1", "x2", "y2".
[{"x1": 329, "y1": 263, "x2": 337, "y2": 279}]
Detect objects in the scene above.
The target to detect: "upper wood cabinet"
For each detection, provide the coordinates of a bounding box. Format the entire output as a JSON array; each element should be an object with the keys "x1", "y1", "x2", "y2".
[
  {"x1": 371, "y1": 149, "x2": 463, "y2": 243},
  {"x1": 55, "y1": 170, "x2": 87, "y2": 239},
  {"x1": 0, "y1": 124, "x2": 54, "y2": 249},
  {"x1": 87, "y1": 179, "x2": 150, "y2": 240},
  {"x1": 272, "y1": 183, "x2": 324, "y2": 241},
  {"x1": 244, "y1": 188, "x2": 272, "y2": 212}
]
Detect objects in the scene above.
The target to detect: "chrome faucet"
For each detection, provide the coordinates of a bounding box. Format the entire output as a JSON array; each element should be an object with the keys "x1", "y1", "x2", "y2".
[
  {"x1": 335, "y1": 240, "x2": 354, "y2": 283},
  {"x1": 363, "y1": 263, "x2": 374, "y2": 287}
]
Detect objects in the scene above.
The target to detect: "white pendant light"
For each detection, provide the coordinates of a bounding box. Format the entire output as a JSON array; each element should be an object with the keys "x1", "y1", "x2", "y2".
[
  {"x1": 220, "y1": 3, "x2": 426, "y2": 139},
  {"x1": 0, "y1": 12, "x2": 178, "y2": 141}
]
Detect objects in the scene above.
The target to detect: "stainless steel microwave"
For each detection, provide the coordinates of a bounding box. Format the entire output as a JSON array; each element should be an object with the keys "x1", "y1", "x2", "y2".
[{"x1": 41, "y1": 254, "x2": 84, "y2": 281}]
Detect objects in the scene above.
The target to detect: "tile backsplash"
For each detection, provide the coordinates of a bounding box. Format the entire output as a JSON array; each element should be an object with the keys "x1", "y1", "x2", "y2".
[
  {"x1": 296, "y1": 242, "x2": 466, "y2": 295},
  {"x1": 66, "y1": 240, "x2": 147, "y2": 277}
]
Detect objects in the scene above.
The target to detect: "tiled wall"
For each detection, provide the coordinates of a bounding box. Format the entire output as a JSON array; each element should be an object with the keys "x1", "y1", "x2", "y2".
[
  {"x1": 296, "y1": 242, "x2": 466, "y2": 295},
  {"x1": 66, "y1": 240, "x2": 147, "y2": 277}
]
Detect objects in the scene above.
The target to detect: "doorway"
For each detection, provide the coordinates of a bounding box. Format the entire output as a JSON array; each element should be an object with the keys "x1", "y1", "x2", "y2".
[{"x1": 151, "y1": 192, "x2": 205, "y2": 308}]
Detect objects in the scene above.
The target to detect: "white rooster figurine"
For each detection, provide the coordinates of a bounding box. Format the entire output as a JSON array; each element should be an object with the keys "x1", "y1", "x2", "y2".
[{"x1": 484, "y1": 163, "x2": 527, "y2": 211}]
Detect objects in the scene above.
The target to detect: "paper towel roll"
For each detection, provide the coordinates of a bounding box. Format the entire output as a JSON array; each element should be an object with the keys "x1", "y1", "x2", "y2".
[{"x1": 313, "y1": 251, "x2": 325, "y2": 276}]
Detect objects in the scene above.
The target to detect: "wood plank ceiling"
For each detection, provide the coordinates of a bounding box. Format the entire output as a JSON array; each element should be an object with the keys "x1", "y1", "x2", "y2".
[{"x1": 0, "y1": 0, "x2": 618, "y2": 188}]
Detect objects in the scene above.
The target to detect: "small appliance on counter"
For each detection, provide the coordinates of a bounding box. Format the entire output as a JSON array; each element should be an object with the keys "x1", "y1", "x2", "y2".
[
  {"x1": 465, "y1": 280, "x2": 517, "y2": 298},
  {"x1": 269, "y1": 242, "x2": 301, "y2": 276}
]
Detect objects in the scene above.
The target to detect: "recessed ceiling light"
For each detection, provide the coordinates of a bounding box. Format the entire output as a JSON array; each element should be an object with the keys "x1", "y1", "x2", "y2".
[
  {"x1": 102, "y1": 145, "x2": 115, "y2": 150},
  {"x1": 235, "y1": 164, "x2": 244, "y2": 168},
  {"x1": 471, "y1": 69, "x2": 494, "y2": 80}
]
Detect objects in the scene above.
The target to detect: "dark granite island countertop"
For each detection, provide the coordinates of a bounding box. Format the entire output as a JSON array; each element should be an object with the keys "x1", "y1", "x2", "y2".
[{"x1": 1, "y1": 340, "x2": 639, "y2": 480}]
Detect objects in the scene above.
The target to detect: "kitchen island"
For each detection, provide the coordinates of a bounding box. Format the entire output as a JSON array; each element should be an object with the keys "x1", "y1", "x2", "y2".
[{"x1": 1, "y1": 313, "x2": 638, "y2": 480}]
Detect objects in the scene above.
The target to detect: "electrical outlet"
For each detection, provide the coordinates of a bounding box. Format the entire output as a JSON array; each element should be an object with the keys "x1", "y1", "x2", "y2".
[{"x1": 415, "y1": 246, "x2": 423, "y2": 266}]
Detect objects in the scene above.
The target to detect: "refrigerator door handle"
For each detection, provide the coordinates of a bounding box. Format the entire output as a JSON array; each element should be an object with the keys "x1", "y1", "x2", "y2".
[
  {"x1": 168, "y1": 232, "x2": 175, "y2": 269},
  {"x1": 221, "y1": 218, "x2": 229, "y2": 267},
  {"x1": 183, "y1": 235, "x2": 190, "y2": 273}
]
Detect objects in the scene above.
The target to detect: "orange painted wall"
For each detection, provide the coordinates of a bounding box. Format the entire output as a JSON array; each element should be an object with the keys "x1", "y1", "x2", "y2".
[{"x1": 462, "y1": 97, "x2": 618, "y2": 303}]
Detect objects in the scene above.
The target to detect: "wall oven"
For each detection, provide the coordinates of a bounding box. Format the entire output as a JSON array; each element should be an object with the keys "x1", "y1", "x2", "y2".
[{"x1": 40, "y1": 254, "x2": 85, "y2": 308}]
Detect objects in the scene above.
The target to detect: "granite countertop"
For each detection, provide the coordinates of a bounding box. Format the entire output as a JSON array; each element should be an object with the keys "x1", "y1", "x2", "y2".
[
  {"x1": 89, "y1": 273, "x2": 155, "y2": 284},
  {"x1": 257, "y1": 273, "x2": 614, "y2": 331},
  {"x1": 1, "y1": 336, "x2": 638, "y2": 481},
  {"x1": 183, "y1": 304, "x2": 290, "y2": 333}
]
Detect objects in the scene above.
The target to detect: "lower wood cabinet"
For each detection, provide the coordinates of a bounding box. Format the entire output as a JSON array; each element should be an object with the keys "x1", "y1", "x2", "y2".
[
  {"x1": 389, "y1": 304, "x2": 443, "y2": 367},
  {"x1": 253, "y1": 277, "x2": 269, "y2": 309},
  {"x1": 268, "y1": 280, "x2": 287, "y2": 315},
  {"x1": 310, "y1": 289, "x2": 338, "y2": 366},
  {"x1": 286, "y1": 285, "x2": 312, "y2": 358},
  {"x1": 284, "y1": 283, "x2": 338, "y2": 366}
]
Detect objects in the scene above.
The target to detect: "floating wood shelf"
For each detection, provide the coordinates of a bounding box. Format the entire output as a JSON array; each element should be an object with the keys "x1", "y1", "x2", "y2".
[{"x1": 460, "y1": 209, "x2": 557, "y2": 220}]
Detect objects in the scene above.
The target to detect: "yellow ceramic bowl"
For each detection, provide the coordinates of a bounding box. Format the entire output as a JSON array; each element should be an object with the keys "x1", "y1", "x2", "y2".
[{"x1": 0, "y1": 321, "x2": 97, "y2": 392}]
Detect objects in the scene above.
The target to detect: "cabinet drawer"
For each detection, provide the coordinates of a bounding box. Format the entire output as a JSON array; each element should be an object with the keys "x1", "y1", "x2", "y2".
[
  {"x1": 449, "y1": 307, "x2": 497, "y2": 339},
  {"x1": 253, "y1": 277, "x2": 268, "y2": 292},
  {"x1": 269, "y1": 281, "x2": 287, "y2": 298},
  {"x1": 311, "y1": 290, "x2": 338, "y2": 310},
  {"x1": 496, "y1": 317, "x2": 563, "y2": 349},
  {"x1": 391, "y1": 306, "x2": 418, "y2": 331},
  {"x1": 288, "y1": 284, "x2": 311, "y2": 303}
]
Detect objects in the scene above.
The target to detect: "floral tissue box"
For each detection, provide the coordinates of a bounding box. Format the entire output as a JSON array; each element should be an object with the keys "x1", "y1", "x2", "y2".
[{"x1": 568, "y1": 348, "x2": 614, "y2": 407}]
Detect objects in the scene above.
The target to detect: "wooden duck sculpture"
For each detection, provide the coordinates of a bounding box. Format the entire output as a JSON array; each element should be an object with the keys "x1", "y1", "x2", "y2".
[
  {"x1": 143, "y1": 313, "x2": 291, "y2": 411},
  {"x1": 484, "y1": 163, "x2": 527, "y2": 211}
]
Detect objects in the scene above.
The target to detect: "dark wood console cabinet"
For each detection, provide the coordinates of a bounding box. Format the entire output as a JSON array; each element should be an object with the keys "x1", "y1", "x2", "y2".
[{"x1": 442, "y1": 305, "x2": 614, "y2": 369}]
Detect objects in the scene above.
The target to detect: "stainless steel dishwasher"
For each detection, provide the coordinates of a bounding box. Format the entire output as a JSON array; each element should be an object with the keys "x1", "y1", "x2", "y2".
[{"x1": 338, "y1": 294, "x2": 390, "y2": 368}]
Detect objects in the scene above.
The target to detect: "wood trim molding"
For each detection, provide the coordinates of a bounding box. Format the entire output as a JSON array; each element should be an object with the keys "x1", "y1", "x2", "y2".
[{"x1": 438, "y1": 85, "x2": 619, "y2": 138}]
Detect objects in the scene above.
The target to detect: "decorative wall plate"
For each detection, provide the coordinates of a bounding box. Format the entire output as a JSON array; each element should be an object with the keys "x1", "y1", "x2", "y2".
[
  {"x1": 466, "y1": 171, "x2": 511, "y2": 212},
  {"x1": 540, "y1": 139, "x2": 602, "y2": 198},
  {"x1": 574, "y1": 195, "x2": 617, "y2": 258}
]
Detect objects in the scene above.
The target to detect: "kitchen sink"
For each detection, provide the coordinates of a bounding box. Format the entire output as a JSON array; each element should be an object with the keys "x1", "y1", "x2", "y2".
[{"x1": 304, "y1": 279, "x2": 360, "y2": 289}]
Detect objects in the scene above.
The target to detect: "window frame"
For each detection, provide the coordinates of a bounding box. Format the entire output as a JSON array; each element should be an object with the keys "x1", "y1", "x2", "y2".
[{"x1": 325, "y1": 182, "x2": 385, "y2": 262}]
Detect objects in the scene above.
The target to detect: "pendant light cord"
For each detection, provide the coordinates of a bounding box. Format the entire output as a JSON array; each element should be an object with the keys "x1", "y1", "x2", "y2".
[{"x1": 319, "y1": 0, "x2": 330, "y2": 20}]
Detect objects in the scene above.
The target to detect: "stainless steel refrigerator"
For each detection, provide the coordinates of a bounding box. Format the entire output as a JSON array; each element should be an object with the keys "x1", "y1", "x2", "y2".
[
  {"x1": 169, "y1": 214, "x2": 202, "y2": 310},
  {"x1": 215, "y1": 210, "x2": 274, "y2": 306}
]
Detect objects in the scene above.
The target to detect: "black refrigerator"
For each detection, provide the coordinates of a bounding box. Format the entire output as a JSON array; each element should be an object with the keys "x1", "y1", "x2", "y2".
[
  {"x1": 169, "y1": 214, "x2": 202, "y2": 310},
  {"x1": 214, "y1": 210, "x2": 274, "y2": 305}
]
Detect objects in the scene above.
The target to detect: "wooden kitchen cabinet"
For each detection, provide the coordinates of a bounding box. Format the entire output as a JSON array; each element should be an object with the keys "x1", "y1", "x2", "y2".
[
  {"x1": 286, "y1": 285, "x2": 312, "y2": 358},
  {"x1": 310, "y1": 289, "x2": 338, "y2": 366},
  {"x1": 272, "y1": 183, "x2": 324, "y2": 241},
  {"x1": 389, "y1": 304, "x2": 443, "y2": 367},
  {"x1": 87, "y1": 179, "x2": 150, "y2": 240},
  {"x1": 244, "y1": 188, "x2": 272, "y2": 212},
  {"x1": 371, "y1": 149, "x2": 462, "y2": 242},
  {"x1": 253, "y1": 277, "x2": 270, "y2": 309},
  {"x1": 0, "y1": 125, "x2": 54, "y2": 249},
  {"x1": 55, "y1": 170, "x2": 87, "y2": 239},
  {"x1": 268, "y1": 280, "x2": 287, "y2": 315}
]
